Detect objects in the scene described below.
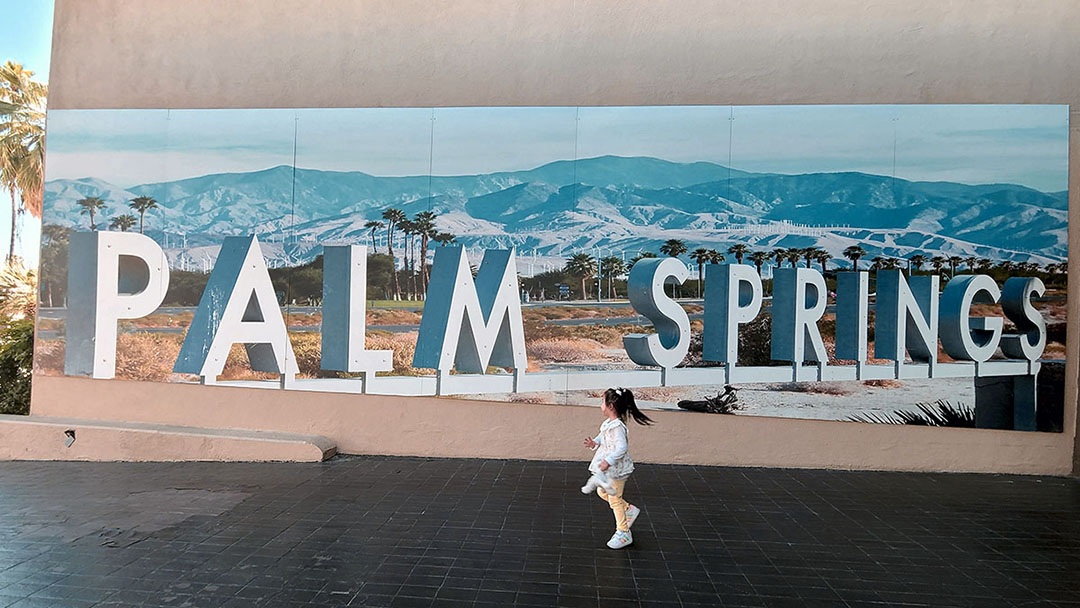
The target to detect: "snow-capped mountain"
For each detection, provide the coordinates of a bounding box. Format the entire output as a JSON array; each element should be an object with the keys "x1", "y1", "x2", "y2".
[{"x1": 42, "y1": 156, "x2": 1068, "y2": 273}]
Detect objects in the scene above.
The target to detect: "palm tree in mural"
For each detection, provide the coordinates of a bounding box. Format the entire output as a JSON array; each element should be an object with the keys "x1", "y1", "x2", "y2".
[
  {"x1": 398, "y1": 218, "x2": 415, "y2": 299},
  {"x1": 690, "y1": 248, "x2": 711, "y2": 298},
  {"x1": 907, "y1": 254, "x2": 927, "y2": 274},
  {"x1": 565, "y1": 253, "x2": 597, "y2": 301},
  {"x1": 963, "y1": 256, "x2": 979, "y2": 272},
  {"x1": 628, "y1": 251, "x2": 657, "y2": 270},
  {"x1": 0, "y1": 62, "x2": 47, "y2": 262},
  {"x1": 1020, "y1": 261, "x2": 1040, "y2": 275},
  {"x1": 363, "y1": 220, "x2": 383, "y2": 254},
  {"x1": 947, "y1": 256, "x2": 962, "y2": 278},
  {"x1": 771, "y1": 248, "x2": 788, "y2": 268},
  {"x1": 842, "y1": 245, "x2": 867, "y2": 271},
  {"x1": 976, "y1": 257, "x2": 994, "y2": 273},
  {"x1": 749, "y1": 251, "x2": 771, "y2": 276},
  {"x1": 433, "y1": 232, "x2": 456, "y2": 246},
  {"x1": 601, "y1": 256, "x2": 626, "y2": 299},
  {"x1": 707, "y1": 249, "x2": 724, "y2": 265},
  {"x1": 413, "y1": 211, "x2": 437, "y2": 294},
  {"x1": 660, "y1": 239, "x2": 687, "y2": 259},
  {"x1": 127, "y1": 196, "x2": 159, "y2": 234},
  {"x1": 109, "y1": 214, "x2": 138, "y2": 232},
  {"x1": 77, "y1": 196, "x2": 107, "y2": 231},
  {"x1": 814, "y1": 250, "x2": 830, "y2": 274},
  {"x1": 727, "y1": 243, "x2": 750, "y2": 265},
  {"x1": 382, "y1": 208, "x2": 405, "y2": 299},
  {"x1": 929, "y1": 255, "x2": 947, "y2": 275},
  {"x1": 784, "y1": 248, "x2": 803, "y2": 269},
  {"x1": 801, "y1": 247, "x2": 824, "y2": 269},
  {"x1": 657, "y1": 239, "x2": 688, "y2": 294},
  {"x1": 870, "y1": 256, "x2": 901, "y2": 272}
]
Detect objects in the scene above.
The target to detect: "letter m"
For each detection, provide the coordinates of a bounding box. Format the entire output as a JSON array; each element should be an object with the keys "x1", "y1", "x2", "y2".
[{"x1": 412, "y1": 247, "x2": 528, "y2": 373}]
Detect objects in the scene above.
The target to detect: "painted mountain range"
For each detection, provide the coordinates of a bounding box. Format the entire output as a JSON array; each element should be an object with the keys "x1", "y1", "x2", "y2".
[{"x1": 43, "y1": 156, "x2": 1068, "y2": 272}]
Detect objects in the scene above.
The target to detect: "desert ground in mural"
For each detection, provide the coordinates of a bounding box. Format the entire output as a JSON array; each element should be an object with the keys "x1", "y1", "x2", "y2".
[{"x1": 34, "y1": 295, "x2": 1068, "y2": 424}]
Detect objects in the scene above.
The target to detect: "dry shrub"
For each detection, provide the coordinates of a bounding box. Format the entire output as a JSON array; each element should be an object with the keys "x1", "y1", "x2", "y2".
[
  {"x1": 366, "y1": 331, "x2": 432, "y2": 375},
  {"x1": 527, "y1": 338, "x2": 605, "y2": 363},
  {"x1": 863, "y1": 379, "x2": 902, "y2": 388},
  {"x1": 771, "y1": 381, "x2": 854, "y2": 396},
  {"x1": 524, "y1": 321, "x2": 644, "y2": 348},
  {"x1": 33, "y1": 338, "x2": 65, "y2": 374},
  {"x1": 367, "y1": 309, "x2": 423, "y2": 326},
  {"x1": 220, "y1": 344, "x2": 279, "y2": 380},
  {"x1": 115, "y1": 333, "x2": 184, "y2": 382},
  {"x1": 36, "y1": 318, "x2": 63, "y2": 332},
  {"x1": 285, "y1": 313, "x2": 321, "y2": 327},
  {"x1": 288, "y1": 332, "x2": 322, "y2": 376},
  {"x1": 632, "y1": 386, "x2": 685, "y2": 402},
  {"x1": 127, "y1": 311, "x2": 194, "y2": 328},
  {"x1": 509, "y1": 393, "x2": 555, "y2": 404}
]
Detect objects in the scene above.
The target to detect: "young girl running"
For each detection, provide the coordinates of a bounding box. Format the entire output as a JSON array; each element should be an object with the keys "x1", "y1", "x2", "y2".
[{"x1": 583, "y1": 387, "x2": 654, "y2": 549}]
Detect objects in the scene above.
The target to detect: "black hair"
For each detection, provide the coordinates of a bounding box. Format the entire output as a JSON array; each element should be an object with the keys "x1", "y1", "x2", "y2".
[{"x1": 603, "y1": 387, "x2": 654, "y2": 426}]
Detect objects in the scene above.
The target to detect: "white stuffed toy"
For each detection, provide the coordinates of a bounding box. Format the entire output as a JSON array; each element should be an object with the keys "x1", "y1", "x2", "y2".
[{"x1": 581, "y1": 469, "x2": 618, "y2": 495}]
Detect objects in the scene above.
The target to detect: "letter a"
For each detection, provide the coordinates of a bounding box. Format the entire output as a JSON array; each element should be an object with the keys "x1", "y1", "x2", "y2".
[{"x1": 174, "y1": 235, "x2": 298, "y2": 382}]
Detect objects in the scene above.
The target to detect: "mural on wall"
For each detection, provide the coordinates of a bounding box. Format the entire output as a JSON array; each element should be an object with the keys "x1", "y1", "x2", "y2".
[{"x1": 34, "y1": 105, "x2": 1069, "y2": 432}]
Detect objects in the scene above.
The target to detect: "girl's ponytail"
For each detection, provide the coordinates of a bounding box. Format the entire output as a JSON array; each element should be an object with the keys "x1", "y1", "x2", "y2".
[{"x1": 604, "y1": 387, "x2": 654, "y2": 426}]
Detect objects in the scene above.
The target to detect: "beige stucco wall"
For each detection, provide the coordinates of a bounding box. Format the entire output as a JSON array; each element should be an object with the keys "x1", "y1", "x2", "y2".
[
  {"x1": 42, "y1": 0, "x2": 1080, "y2": 473},
  {"x1": 30, "y1": 376, "x2": 1075, "y2": 475}
]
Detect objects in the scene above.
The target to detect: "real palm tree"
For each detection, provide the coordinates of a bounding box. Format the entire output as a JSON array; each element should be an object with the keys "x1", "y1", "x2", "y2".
[
  {"x1": 77, "y1": 196, "x2": 107, "y2": 231},
  {"x1": 842, "y1": 245, "x2": 867, "y2": 271},
  {"x1": 690, "y1": 248, "x2": 711, "y2": 298},
  {"x1": 382, "y1": 208, "x2": 406, "y2": 299},
  {"x1": 0, "y1": 258, "x2": 36, "y2": 319},
  {"x1": 727, "y1": 243, "x2": 750, "y2": 265},
  {"x1": 660, "y1": 239, "x2": 687, "y2": 259},
  {"x1": 565, "y1": 253, "x2": 597, "y2": 300},
  {"x1": 363, "y1": 220, "x2": 384, "y2": 253},
  {"x1": 749, "y1": 251, "x2": 771, "y2": 276},
  {"x1": 127, "y1": 196, "x2": 159, "y2": 234},
  {"x1": 601, "y1": 256, "x2": 626, "y2": 299},
  {"x1": 0, "y1": 62, "x2": 47, "y2": 262},
  {"x1": 109, "y1": 214, "x2": 138, "y2": 232}
]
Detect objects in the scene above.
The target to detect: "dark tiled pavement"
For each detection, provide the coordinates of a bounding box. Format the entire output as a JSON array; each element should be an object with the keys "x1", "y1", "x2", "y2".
[{"x1": 0, "y1": 456, "x2": 1078, "y2": 608}]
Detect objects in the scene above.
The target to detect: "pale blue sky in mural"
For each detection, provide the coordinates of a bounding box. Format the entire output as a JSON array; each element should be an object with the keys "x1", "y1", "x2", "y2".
[{"x1": 45, "y1": 105, "x2": 1068, "y2": 193}]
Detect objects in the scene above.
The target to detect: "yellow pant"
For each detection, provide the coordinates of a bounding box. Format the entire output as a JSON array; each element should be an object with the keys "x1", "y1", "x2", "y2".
[{"x1": 597, "y1": 477, "x2": 629, "y2": 532}]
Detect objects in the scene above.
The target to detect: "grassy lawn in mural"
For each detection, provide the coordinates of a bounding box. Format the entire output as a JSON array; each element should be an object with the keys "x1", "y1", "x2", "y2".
[{"x1": 34, "y1": 104, "x2": 1069, "y2": 430}]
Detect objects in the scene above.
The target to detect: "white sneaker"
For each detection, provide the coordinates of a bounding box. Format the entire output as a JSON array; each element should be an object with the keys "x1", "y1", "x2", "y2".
[
  {"x1": 625, "y1": 504, "x2": 640, "y2": 528},
  {"x1": 607, "y1": 530, "x2": 633, "y2": 549}
]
